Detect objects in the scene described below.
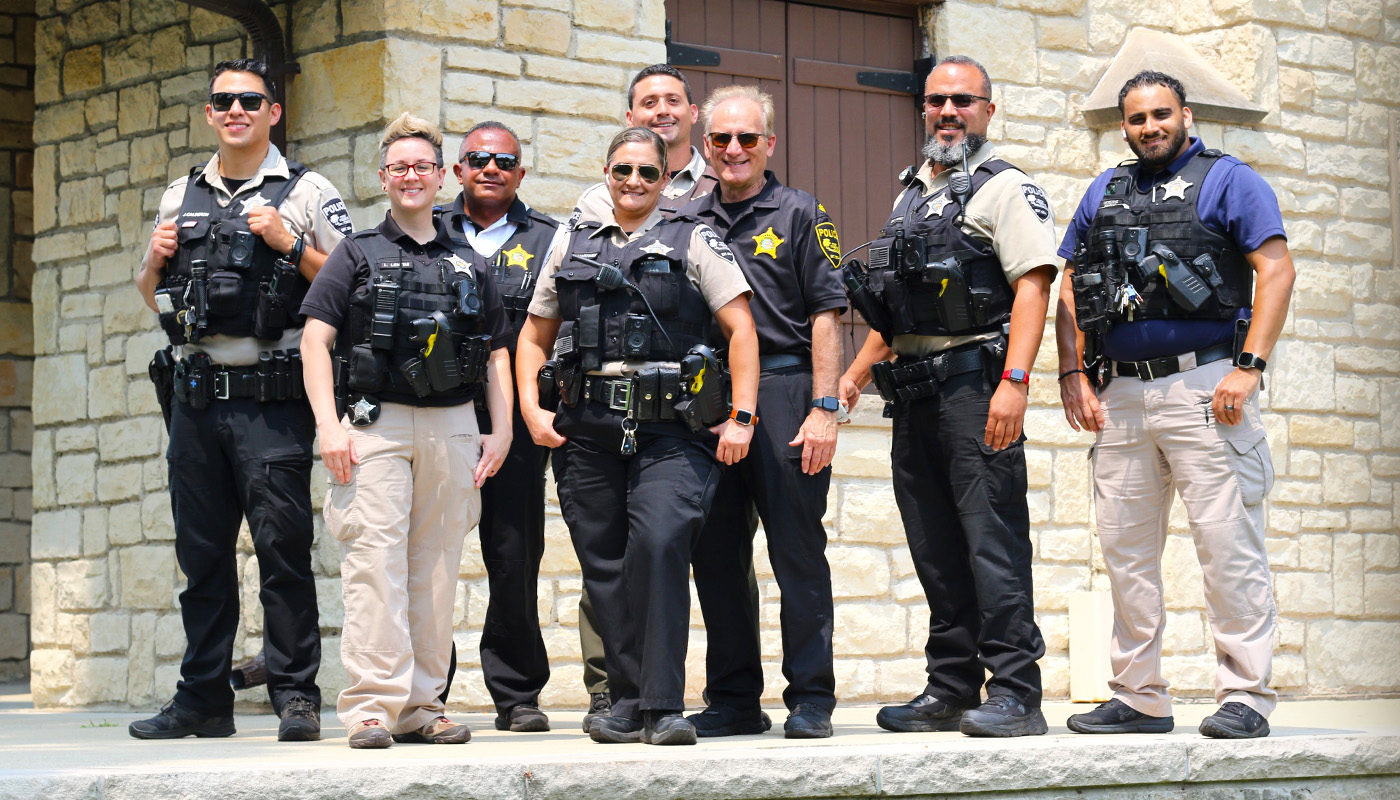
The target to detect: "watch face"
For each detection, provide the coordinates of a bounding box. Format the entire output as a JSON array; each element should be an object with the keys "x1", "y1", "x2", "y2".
[{"x1": 814, "y1": 396, "x2": 839, "y2": 412}]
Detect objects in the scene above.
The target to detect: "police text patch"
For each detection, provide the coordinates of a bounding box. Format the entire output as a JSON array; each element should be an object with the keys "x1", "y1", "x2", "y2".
[
  {"x1": 322, "y1": 198, "x2": 353, "y2": 236},
  {"x1": 698, "y1": 226, "x2": 736, "y2": 264},
  {"x1": 1021, "y1": 183, "x2": 1051, "y2": 222},
  {"x1": 815, "y1": 219, "x2": 841, "y2": 269}
]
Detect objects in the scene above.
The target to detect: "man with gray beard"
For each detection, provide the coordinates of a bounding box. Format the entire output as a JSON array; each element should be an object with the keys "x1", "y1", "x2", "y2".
[{"x1": 838, "y1": 56, "x2": 1059, "y2": 737}]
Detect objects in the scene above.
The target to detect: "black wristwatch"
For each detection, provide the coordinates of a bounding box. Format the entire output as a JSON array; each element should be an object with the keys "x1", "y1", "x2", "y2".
[
  {"x1": 811, "y1": 396, "x2": 840, "y2": 412},
  {"x1": 1235, "y1": 352, "x2": 1267, "y2": 372}
]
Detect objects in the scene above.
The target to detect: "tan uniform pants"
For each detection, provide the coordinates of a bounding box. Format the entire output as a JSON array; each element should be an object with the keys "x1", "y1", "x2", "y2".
[
  {"x1": 1093, "y1": 357, "x2": 1277, "y2": 718},
  {"x1": 325, "y1": 401, "x2": 482, "y2": 734}
]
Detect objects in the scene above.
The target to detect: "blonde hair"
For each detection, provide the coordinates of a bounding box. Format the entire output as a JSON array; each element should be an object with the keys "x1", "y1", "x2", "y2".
[
  {"x1": 701, "y1": 85, "x2": 775, "y2": 137},
  {"x1": 378, "y1": 112, "x2": 444, "y2": 167}
]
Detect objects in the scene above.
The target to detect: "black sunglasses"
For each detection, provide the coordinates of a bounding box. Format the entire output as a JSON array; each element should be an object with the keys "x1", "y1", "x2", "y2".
[
  {"x1": 463, "y1": 151, "x2": 520, "y2": 171},
  {"x1": 608, "y1": 163, "x2": 663, "y2": 184},
  {"x1": 210, "y1": 92, "x2": 270, "y2": 112},
  {"x1": 924, "y1": 93, "x2": 990, "y2": 109},
  {"x1": 705, "y1": 131, "x2": 764, "y2": 149}
]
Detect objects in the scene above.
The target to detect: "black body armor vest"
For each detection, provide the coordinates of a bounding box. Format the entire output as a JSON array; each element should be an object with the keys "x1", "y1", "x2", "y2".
[
  {"x1": 1084, "y1": 150, "x2": 1252, "y2": 323},
  {"x1": 468, "y1": 210, "x2": 557, "y2": 332},
  {"x1": 336, "y1": 231, "x2": 491, "y2": 404},
  {"x1": 553, "y1": 217, "x2": 710, "y2": 371},
  {"x1": 865, "y1": 160, "x2": 1018, "y2": 337},
  {"x1": 156, "y1": 162, "x2": 309, "y2": 344}
]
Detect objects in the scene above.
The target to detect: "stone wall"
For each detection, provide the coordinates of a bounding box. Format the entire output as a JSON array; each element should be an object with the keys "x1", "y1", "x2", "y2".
[
  {"x1": 0, "y1": 0, "x2": 35, "y2": 685},
  {"x1": 23, "y1": 0, "x2": 1400, "y2": 709}
]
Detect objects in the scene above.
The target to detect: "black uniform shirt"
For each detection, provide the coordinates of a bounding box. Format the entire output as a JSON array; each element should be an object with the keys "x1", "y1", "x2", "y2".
[{"x1": 685, "y1": 172, "x2": 847, "y2": 357}]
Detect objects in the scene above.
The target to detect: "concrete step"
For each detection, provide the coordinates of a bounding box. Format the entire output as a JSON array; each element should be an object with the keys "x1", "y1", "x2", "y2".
[{"x1": 0, "y1": 699, "x2": 1396, "y2": 799}]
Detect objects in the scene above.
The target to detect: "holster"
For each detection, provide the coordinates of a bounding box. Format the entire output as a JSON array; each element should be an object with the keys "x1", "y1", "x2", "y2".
[
  {"x1": 148, "y1": 347, "x2": 176, "y2": 429},
  {"x1": 537, "y1": 360, "x2": 561, "y2": 411},
  {"x1": 841, "y1": 259, "x2": 894, "y2": 335},
  {"x1": 173, "y1": 352, "x2": 214, "y2": 410},
  {"x1": 458, "y1": 334, "x2": 492, "y2": 385},
  {"x1": 673, "y1": 345, "x2": 730, "y2": 432}
]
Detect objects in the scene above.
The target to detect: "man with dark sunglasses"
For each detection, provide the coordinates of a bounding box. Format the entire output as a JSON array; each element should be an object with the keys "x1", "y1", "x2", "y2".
[
  {"x1": 839, "y1": 55, "x2": 1058, "y2": 737},
  {"x1": 132, "y1": 58, "x2": 351, "y2": 742},
  {"x1": 681, "y1": 85, "x2": 846, "y2": 740}
]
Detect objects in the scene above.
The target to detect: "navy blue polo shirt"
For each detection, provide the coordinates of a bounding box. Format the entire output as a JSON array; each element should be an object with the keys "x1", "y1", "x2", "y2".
[{"x1": 1058, "y1": 137, "x2": 1287, "y2": 361}]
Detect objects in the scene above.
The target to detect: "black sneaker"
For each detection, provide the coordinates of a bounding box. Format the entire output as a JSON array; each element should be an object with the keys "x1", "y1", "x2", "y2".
[
  {"x1": 589, "y1": 713, "x2": 643, "y2": 744},
  {"x1": 1199, "y1": 701, "x2": 1270, "y2": 739},
  {"x1": 876, "y1": 693, "x2": 978, "y2": 733},
  {"x1": 959, "y1": 695, "x2": 1048, "y2": 737},
  {"x1": 643, "y1": 711, "x2": 697, "y2": 745},
  {"x1": 277, "y1": 697, "x2": 321, "y2": 741},
  {"x1": 783, "y1": 703, "x2": 833, "y2": 739},
  {"x1": 686, "y1": 704, "x2": 772, "y2": 737},
  {"x1": 129, "y1": 700, "x2": 235, "y2": 739},
  {"x1": 495, "y1": 703, "x2": 550, "y2": 732},
  {"x1": 1067, "y1": 698, "x2": 1173, "y2": 734},
  {"x1": 582, "y1": 692, "x2": 611, "y2": 733}
]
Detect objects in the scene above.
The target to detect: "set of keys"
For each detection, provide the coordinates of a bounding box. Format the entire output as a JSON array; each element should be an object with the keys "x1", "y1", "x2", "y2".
[{"x1": 1115, "y1": 283, "x2": 1143, "y2": 319}]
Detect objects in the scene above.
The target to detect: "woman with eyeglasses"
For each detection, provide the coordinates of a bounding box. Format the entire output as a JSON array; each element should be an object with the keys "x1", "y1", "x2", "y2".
[
  {"x1": 299, "y1": 112, "x2": 515, "y2": 749},
  {"x1": 515, "y1": 127, "x2": 759, "y2": 745}
]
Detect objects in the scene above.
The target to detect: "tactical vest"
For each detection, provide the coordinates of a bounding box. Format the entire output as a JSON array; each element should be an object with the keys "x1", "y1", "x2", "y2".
[
  {"x1": 865, "y1": 160, "x2": 1018, "y2": 337},
  {"x1": 336, "y1": 230, "x2": 491, "y2": 404},
  {"x1": 553, "y1": 217, "x2": 709, "y2": 371},
  {"x1": 1085, "y1": 150, "x2": 1252, "y2": 322},
  {"x1": 473, "y1": 210, "x2": 558, "y2": 331},
  {"x1": 157, "y1": 162, "x2": 310, "y2": 344}
]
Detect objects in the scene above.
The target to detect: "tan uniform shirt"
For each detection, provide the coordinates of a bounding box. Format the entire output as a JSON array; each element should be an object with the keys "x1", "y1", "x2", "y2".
[
  {"x1": 891, "y1": 144, "x2": 1059, "y2": 357},
  {"x1": 144, "y1": 145, "x2": 350, "y2": 365},
  {"x1": 568, "y1": 146, "x2": 716, "y2": 229}
]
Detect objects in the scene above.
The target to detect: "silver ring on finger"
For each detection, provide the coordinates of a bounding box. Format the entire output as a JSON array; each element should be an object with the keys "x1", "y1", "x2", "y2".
[{"x1": 1226, "y1": 404, "x2": 1236, "y2": 410}]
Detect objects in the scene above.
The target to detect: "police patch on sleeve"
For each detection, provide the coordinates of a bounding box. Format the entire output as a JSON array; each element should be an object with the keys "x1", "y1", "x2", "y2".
[
  {"x1": 565, "y1": 208, "x2": 582, "y2": 232},
  {"x1": 698, "y1": 226, "x2": 736, "y2": 264},
  {"x1": 322, "y1": 198, "x2": 353, "y2": 236},
  {"x1": 1021, "y1": 184, "x2": 1051, "y2": 222},
  {"x1": 814, "y1": 214, "x2": 842, "y2": 269}
]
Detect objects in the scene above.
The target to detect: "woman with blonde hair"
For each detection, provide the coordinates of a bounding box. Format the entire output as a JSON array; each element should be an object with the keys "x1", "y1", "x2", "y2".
[{"x1": 300, "y1": 112, "x2": 514, "y2": 748}]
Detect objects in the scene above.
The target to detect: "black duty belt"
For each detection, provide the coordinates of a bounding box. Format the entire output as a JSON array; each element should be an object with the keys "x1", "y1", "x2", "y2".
[
  {"x1": 173, "y1": 350, "x2": 305, "y2": 408},
  {"x1": 1113, "y1": 341, "x2": 1233, "y2": 381},
  {"x1": 758, "y1": 353, "x2": 810, "y2": 372},
  {"x1": 871, "y1": 346, "x2": 986, "y2": 404}
]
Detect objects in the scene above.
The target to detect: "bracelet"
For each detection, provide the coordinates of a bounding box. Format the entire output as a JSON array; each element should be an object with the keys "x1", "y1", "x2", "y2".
[{"x1": 1058, "y1": 368, "x2": 1086, "y2": 381}]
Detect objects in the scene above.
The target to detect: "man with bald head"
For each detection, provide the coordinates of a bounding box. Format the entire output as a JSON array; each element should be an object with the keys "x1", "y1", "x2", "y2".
[{"x1": 684, "y1": 85, "x2": 846, "y2": 740}]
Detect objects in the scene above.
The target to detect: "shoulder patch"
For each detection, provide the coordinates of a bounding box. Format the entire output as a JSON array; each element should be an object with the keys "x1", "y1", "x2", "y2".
[
  {"x1": 565, "y1": 208, "x2": 583, "y2": 232},
  {"x1": 1021, "y1": 183, "x2": 1051, "y2": 222},
  {"x1": 698, "y1": 226, "x2": 736, "y2": 264},
  {"x1": 322, "y1": 198, "x2": 353, "y2": 236},
  {"x1": 814, "y1": 213, "x2": 841, "y2": 269}
]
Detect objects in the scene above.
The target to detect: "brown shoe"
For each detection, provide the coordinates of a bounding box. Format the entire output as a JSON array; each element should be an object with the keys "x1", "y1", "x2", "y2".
[
  {"x1": 347, "y1": 718, "x2": 392, "y2": 749},
  {"x1": 392, "y1": 716, "x2": 472, "y2": 744}
]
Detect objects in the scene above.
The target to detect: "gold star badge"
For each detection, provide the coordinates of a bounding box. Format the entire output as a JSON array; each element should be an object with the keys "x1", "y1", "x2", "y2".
[
  {"x1": 501, "y1": 243, "x2": 534, "y2": 270},
  {"x1": 1159, "y1": 175, "x2": 1193, "y2": 202},
  {"x1": 752, "y1": 226, "x2": 784, "y2": 259}
]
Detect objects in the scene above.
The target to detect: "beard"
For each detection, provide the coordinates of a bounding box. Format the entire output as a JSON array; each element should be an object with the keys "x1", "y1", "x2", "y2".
[
  {"x1": 923, "y1": 131, "x2": 987, "y2": 167},
  {"x1": 1129, "y1": 125, "x2": 1187, "y2": 170}
]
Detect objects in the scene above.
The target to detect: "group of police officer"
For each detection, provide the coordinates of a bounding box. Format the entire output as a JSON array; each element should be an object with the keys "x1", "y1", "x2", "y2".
[{"x1": 128, "y1": 51, "x2": 1294, "y2": 746}]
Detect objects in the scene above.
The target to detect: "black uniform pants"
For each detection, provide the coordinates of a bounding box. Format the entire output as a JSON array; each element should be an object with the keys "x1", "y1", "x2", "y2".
[
  {"x1": 890, "y1": 362, "x2": 1044, "y2": 707},
  {"x1": 475, "y1": 404, "x2": 552, "y2": 713},
  {"x1": 552, "y1": 401, "x2": 721, "y2": 718},
  {"x1": 166, "y1": 396, "x2": 320, "y2": 715},
  {"x1": 692, "y1": 368, "x2": 836, "y2": 713}
]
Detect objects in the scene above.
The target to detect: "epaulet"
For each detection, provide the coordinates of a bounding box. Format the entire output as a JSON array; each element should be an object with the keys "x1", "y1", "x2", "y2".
[
  {"x1": 897, "y1": 165, "x2": 918, "y2": 187},
  {"x1": 572, "y1": 218, "x2": 603, "y2": 231},
  {"x1": 349, "y1": 229, "x2": 379, "y2": 239},
  {"x1": 977, "y1": 158, "x2": 1020, "y2": 176},
  {"x1": 528, "y1": 208, "x2": 560, "y2": 229},
  {"x1": 664, "y1": 212, "x2": 699, "y2": 225},
  {"x1": 284, "y1": 159, "x2": 308, "y2": 176},
  {"x1": 1200, "y1": 149, "x2": 1224, "y2": 158}
]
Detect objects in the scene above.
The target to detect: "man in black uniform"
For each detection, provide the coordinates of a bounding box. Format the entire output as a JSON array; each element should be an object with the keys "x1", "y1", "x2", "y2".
[
  {"x1": 839, "y1": 56, "x2": 1058, "y2": 737},
  {"x1": 684, "y1": 86, "x2": 845, "y2": 739},
  {"x1": 441, "y1": 121, "x2": 559, "y2": 732},
  {"x1": 131, "y1": 59, "x2": 351, "y2": 741}
]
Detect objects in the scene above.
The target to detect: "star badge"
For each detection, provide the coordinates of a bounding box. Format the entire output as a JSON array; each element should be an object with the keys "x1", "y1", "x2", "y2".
[
  {"x1": 925, "y1": 193, "x2": 953, "y2": 218},
  {"x1": 661, "y1": 183, "x2": 685, "y2": 199},
  {"x1": 752, "y1": 226, "x2": 784, "y2": 258},
  {"x1": 640, "y1": 240, "x2": 673, "y2": 256},
  {"x1": 349, "y1": 396, "x2": 380, "y2": 427},
  {"x1": 1159, "y1": 175, "x2": 1193, "y2": 201},
  {"x1": 238, "y1": 191, "x2": 271, "y2": 214},
  {"x1": 501, "y1": 243, "x2": 534, "y2": 270}
]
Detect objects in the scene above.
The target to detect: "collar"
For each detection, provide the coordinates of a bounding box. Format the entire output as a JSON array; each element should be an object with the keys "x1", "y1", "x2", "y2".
[
  {"x1": 447, "y1": 193, "x2": 532, "y2": 230},
  {"x1": 696, "y1": 171, "x2": 782, "y2": 224},
  {"x1": 673, "y1": 146, "x2": 706, "y2": 182},
  {"x1": 1131, "y1": 136, "x2": 1205, "y2": 193},
  {"x1": 199, "y1": 144, "x2": 287, "y2": 194},
  {"x1": 912, "y1": 142, "x2": 997, "y2": 196},
  {"x1": 375, "y1": 210, "x2": 456, "y2": 251},
  {"x1": 591, "y1": 204, "x2": 667, "y2": 241}
]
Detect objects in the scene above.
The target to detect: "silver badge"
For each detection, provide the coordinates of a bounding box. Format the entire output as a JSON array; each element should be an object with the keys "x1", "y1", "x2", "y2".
[
  {"x1": 925, "y1": 194, "x2": 953, "y2": 218},
  {"x1": 1159, "y1": 175, "x2": 1193, "y2": 202},
  {"x1": 640, "y1": 240, "x2": 673, "y2": 256},
  {"x1": 239, "y1": 191, "x2": 272, "y2": 214},
  {"x1": 349, "y1": 396, "x2": 380, "y2": 427}
]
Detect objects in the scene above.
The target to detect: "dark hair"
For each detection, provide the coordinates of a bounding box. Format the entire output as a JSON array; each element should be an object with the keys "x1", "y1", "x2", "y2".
[
  {"x1": 606, "y1": 126, "x2": 667, "y2": 169},
  {"x1": 936, "y1": 55, "x2": 992, "y2": 98},
  {"x1": 1117, "y1": 70, "x2": 1186, "y2": 114},
  {"x1": 210, "y1": 58, "x2": 276, "y2": 100},
  {"x1": 627, "y1": 64, "x2": 693, "y2": 108},
  {"x1": 459, "y1": 120, "x2": 521, "y2": 162}
]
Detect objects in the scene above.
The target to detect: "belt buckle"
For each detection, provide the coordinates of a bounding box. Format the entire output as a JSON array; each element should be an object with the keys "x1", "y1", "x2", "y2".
[
  {"x1": 606, "y1": 380, "x2": 632, "y2": 413},
  {"x1": 214, "y1": 370, "x2": 231, "y2": 400},
  {"x1": 1140, "y1": 360, "x2": 1156, "y2": 381}
]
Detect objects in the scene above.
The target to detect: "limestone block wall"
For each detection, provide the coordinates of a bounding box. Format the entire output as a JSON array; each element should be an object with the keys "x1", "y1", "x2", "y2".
[{"x1": 21, "y1": 0, "x2": 1400, "y2": 709}]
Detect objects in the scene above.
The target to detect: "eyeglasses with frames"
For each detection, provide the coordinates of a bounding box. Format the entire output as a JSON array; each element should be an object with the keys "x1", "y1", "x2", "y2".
[
  {"x1": 209, "y1": 92, "x2": 270, "y2": 112},
  {"x1": 705, "y1": 131, "x2": 765, "y2": 149},
  {"x1": 384, "y1": 161, "x2": 440, "y2": 178},
  {"x1": 463, "y1": 151, "x2": 521, "y2": 171},
  {"x1": 924, "y1": 93, "x2": 990, "y2": 109},
  {"x1": 608, "y1": 163, "x2": 663, "y2": 184}
]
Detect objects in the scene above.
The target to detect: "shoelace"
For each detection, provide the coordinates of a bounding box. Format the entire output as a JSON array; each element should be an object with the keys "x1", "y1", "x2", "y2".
[{"x1": 284, "y1": 698, "x2": 317, "y2": 718}]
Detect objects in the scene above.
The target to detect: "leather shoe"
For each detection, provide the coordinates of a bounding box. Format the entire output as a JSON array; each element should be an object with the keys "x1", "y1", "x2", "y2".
[
  {"x1": 392, "y1": 716, "x2": 471, "y2": 744},
  {"x1": 876, "y1": 693, "x2": 977, "y2": 733},
  {"x1": 589, "y1": 713, "x2": 643, "y2": 744},
  {"x1": 686, "y1": 704, "x2": 772, "y2": 737},
  {"x1": 347, "y1": 718, "x2": 392, "y2": 749},
  {"x1": 1067, "y1": 698, "x2": 1173, "y2": 734},
  {"x1": 495, "y1": 703, "x2": 550, "y2": 732},
  {"x1": 582, "y1": 692, "x2": 611, "y2": 733},
  {"x1": 783, "y1": 703, "x2": 833, "y2": 739},
  {"x1": 1199, "y1": 702, "x2": 1270, "y2": 739},
  {"x1": 643, "y1": 711, "x2": 697, "y2": 745},
  {"x1": 129, "y1": 700, "x2": 235, "y2": 739},
  {"x1": 277, "y1": 697, "x2": 321, "y2": 741},
  {"x1": 960, "y1": 695, "x2": 1048, "y2": 737}
]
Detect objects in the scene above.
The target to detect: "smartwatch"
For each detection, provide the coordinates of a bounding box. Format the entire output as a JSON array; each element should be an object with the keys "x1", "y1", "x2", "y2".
[
  {"x1": 730, "y1": 408, "x2": 758, "y2": 426},
  {"x1": 1001, "y1": 368, "x2": 1031, "y2": 386},
  {"x1": 1235, "y1": 352, "x2": 1267, "y2": 372},
  {"x1": 811, "y1": 396, "x2": 840, "y2": 412}
]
